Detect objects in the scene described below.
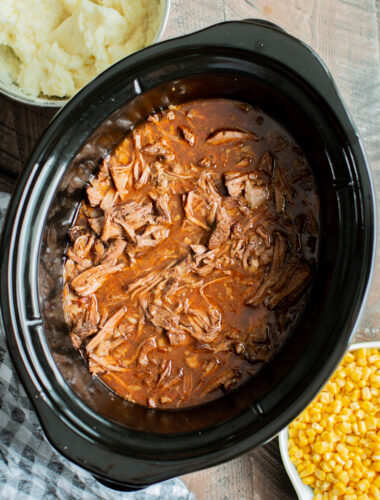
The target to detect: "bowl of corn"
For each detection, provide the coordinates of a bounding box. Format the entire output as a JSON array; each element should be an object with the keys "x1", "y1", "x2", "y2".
[{"x1": 279, "y1": 341, "x2": 380, "y2": 500}]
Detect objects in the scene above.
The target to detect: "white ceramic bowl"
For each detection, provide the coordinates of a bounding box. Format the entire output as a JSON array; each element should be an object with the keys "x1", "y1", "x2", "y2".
[
  {"x1": 278, "y1": 340, "x2": 380, "y2": 499},
  {"x1": 0, "y1": 0, "x2": 171, "y2": 108}
]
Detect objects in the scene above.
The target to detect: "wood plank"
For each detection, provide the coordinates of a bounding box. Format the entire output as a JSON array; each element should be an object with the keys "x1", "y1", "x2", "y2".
[
  {"x1": 183, "y1": 440, "x2": 296, "y2": 500},
  {"x1": 0, "y1": 94, "x2": 55, "y2": 176},
  {"x1": 0, "y1": 174, "x2": 16, "y2": 194}
]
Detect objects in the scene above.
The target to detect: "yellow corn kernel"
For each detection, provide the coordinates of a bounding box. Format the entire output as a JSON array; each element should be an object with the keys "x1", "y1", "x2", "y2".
[
  {"x1": 299, "y1": 435, "x2": 308, "y2": 447},
  {"x1": 362, "y1": 387, "x2": 371, "y2": 400},
  {"x1": 329, "y1": 382, "x2": 339, "y2": 395},
  {"x1": 373, "y1": 461, "x2": 380, "y2": 472},
  {"x1": 335, "y1": 454, "x2": 346, "y2": 466},
  {"x1": 358, "y1": 421, "x2": 367, "y2": 434},
  {"x1": 314, "y1": 494, "x2": 323, "y2": 500},
  {"x1": 294, "y1": 421, "x2": 307, "y2": 430},
  {"x1": 306, "y1": 429, "x2": 316, "y2": 440},
  {"x1": 326, "y1": 472, "x2": 335, "y2": 483},
  {"x1": 337, "y1": 443, "x2": 349, "y2": 456},
  {"x1": 339, "y1": 422, "x2": 352, "y2": 434},
  {"x1": 358, "y1": 479, "x2": 370, "y2": 491},
  {"x1": 369, "y1": 485, "x2": 379, "y2": 497},
  {"x1": 362, "y1": 367, "x2": 371, "y2": 380},
  {"x1": 333, "y1": 400, "x2": 343, "y2": 413},
  {"x1": 336, "y1": 378, "x2": 345, "y2": 387},
  {"x1": 357, "y1": 495, "x2": 370, "y2": 500},
  {"x1": 370, "y1": 374, "x2": 380, "y2": 387},
  {"x1": 303, "y1": 476, "x2": 314, "y2": 485},
  {"x1": 352, "y1": 422, "x2": 360, "y2": 435},
  {"x1": 363, "y1": 469, "x2": 375, "y2": 480},
  {"x1": 321, "y1": 462, "x2": 333, "y2": 473},
  {"x1": 332, "y1": 482, "x2": 346, "y2": 495},
  {"x1": 320, "y1": 392, "x2": 330, "y2": 404},
  {"x1": 315, "y1": 468, "x2": 326, "y2": 480},
  {"x1": 345, "y1": 379, "x2": 355, "y2": 392},
  {"x1": 346, "y1": 435, "x2": 359, "y2": 445},
  {"x1": 337, "y1": 470, "x2": 350, "y2": 484},
  {"x1": 343, "y1": 496, "x2": 356, "y2": 500},
  {"x1": 357, "y1": 348, "x2": 367, "y2": 366},
  {"x1": 361, "y1": 400, "x2": 374, "y2": 413},
  {"x1": 352, "y1": 389, "x2": 361, "y2": 401},
  {"x1": 312, "y1": 422, "x2": 323, "y2": 433},
  {"x1": 350, "y1": 369, "x2": 362, "y2": 382},
  {"x1": 288, "y1": 428, "x2": 297, "y2": 438},
  {"x1": 356, "y1": 409, "x2": 365, "y2": 420},
  {"x1": 314, "y1": 442, "x2": 330, "y2": 454}
]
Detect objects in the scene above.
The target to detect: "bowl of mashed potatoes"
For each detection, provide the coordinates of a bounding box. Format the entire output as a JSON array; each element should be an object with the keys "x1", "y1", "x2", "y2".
[{"x1": 0, "y1": 0, "x2": 170, "y2": 107}]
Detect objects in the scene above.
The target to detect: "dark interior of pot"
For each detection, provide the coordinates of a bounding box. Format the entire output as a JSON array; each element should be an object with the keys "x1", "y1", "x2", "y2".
[{"x1": 37, "y1": 72, "x2": 359, "y2": 434}]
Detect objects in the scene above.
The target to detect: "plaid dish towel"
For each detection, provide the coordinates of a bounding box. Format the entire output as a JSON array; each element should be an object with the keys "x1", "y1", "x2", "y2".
[{"x1": 0, "y1": 192, "x2": 195, "y2": 500}]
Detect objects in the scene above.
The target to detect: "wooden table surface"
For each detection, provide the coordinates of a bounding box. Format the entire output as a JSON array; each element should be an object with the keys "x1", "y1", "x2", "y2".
[{"x1": 0, "y1": 1, "x2": 379, "y2": 499}]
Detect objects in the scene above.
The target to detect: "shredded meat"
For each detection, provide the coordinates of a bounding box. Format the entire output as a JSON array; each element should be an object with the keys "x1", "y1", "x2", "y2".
[
  {"x1": 206, "y1": 129, "x2": 258, "y2": 145},
  {"x1": 63, "y1": 98, "x2": 319, "y2": 409},
  {"x1": 208, "y1": 205, "x2": 234, "y2": 250}
]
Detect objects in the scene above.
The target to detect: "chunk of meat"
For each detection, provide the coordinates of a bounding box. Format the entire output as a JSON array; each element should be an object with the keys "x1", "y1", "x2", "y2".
[
  {"x1": 207, "y1": 129, "x2": 258, "y2": 145},
  {"x1": 147, "y1": 305, "x2": 178, "y2": 331},
  {"x1": 88, "y1": 217, "x2": 104, "y2": 235},
  {"x1": 208, "y1": 206, "x2": 234, "y2": 250},
  {"x1": 100, "y1": 188, "x2": 118, "y2": 211},
  {"x1": 184, "y1": 191, "x2": 209, "y2": 230},
  {"x1": 149, "y1": 192, "x2": 171, "y2": 223},
  {"x1": 141, "y1": 139, "x2": 174, "y2": 161},
  {"x1": 71, "y1": 263, "x2": 124, "y2": 296},
  {"x1": 72, "y1": 232, "x2": 94, "y2": 259},
  {"x1": 109, "y1": 161, "x2": 134, "y2": 200},
  {"x1": 66, "y1": 248, "x2": 92, "y2": 269},
  {"x1": 86, "y1": 306, "x2": 127, "y2": 353},
  {"x1": 101, "y1": 217, "x2": 124, "y2": 242},
  {"x1": 272, "y1": 232, "x2": 288, "y2": 269},
  {"x1": 135, "y1": 225, "x2": 170, "y2": 250},
  {"x1": 102, "y1": 201, "x2": 154, "y2": 242},
  {"x1": 87, "y1": 159, "x2": 112, "y2": 207},
  {"x1": 68, "y1": 226, "x2": 89, "y2": 243},
  {"x1": 178, "y1": 125, "x2": 195, "y2": 146},
  {"x1": 244, "y1": 180, "x2": 268, "y2": 210},
  {"x1": 224, "y1": 172, "x2": 247, "y2": 199},
  {"x1": 101, "y1": 239, "x2": 127, "y2": 266},
  {"x1": 258, "y1": 151, "x2": 274, "y2": 175},
  {"x1": 190, "y1": 244, "x2": 208, "y2": 255},
  {"x1": 267, "y1": 262, "x2": 312, "y2": 309},
  {"x1": 201, "y1": 368, "x2": 241, "y2": 395},
  {"x1": 183, "y1": 307, "x2": 222, "y2": 343},
  {"x1": 137, "y1": 337, "x2": 157, "y2": 366}
]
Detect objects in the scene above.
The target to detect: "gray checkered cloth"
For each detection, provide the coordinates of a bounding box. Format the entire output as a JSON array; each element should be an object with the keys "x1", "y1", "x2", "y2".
[{"x1": 0, "y1": 192, "x2": 195, "y2": 500}]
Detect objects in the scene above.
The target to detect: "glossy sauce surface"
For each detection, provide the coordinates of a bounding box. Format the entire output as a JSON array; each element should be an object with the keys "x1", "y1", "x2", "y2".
[{"x1": 63, "y1": 99, "x2": 319, "y2": 409}]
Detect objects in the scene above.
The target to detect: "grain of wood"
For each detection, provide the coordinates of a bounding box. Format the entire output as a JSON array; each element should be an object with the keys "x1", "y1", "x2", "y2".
[
  {"x1": 183, "y1": 440, "x2": 296, "y2": 500},
  {"x1": 0, "y1": 94, "x2": 55, "y2": 182}
]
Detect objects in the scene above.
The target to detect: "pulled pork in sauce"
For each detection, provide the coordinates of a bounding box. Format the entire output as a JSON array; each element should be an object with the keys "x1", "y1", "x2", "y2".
[{"x1": 63, "y1": 99, "x2": 319, "y2": 409}]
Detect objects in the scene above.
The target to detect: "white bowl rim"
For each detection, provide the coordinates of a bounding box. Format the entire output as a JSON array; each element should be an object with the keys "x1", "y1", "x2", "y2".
[
  {"x1": 278, "y1": 340, "x2": 380, "y2": 499},
  {"x1": 0, "y1": 0, "x2": 171, "y2": 108}
]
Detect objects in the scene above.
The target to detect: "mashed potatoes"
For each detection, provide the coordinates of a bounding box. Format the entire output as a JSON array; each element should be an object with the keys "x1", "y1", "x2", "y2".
[{"x1": 0, "y1": 0, "x2": 164, "y2": 98}]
